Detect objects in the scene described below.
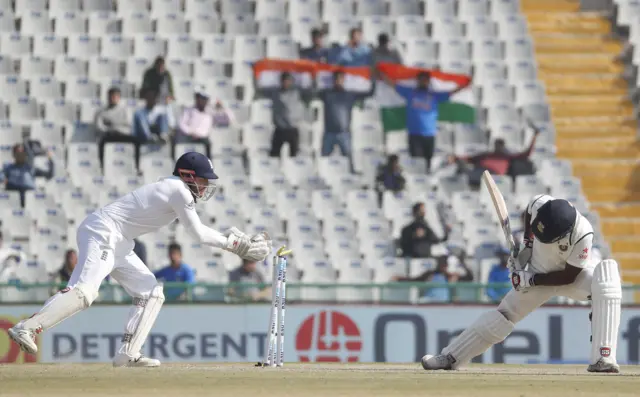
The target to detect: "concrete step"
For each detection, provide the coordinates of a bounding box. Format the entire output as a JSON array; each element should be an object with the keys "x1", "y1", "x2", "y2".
[
  {"x1": 553, "y1": 115, "x2": 633, "y2": 128},
  {"x1": 590, "y1": 202, "x2": 640, "y2": 218},
  {"x1": 551, "y1": 106, "x2": 634, "y2": 118},
  {"x1": 610, "y1": 238, "x2": 640, "y2": 254},
  {"x1": 580, "y1": 174, "x2": 640, "y2": 191},
  {"x1": 615, "y1": 254, "x2": 640, "y2": 273},
  {"x1": 536, "y1": 55, "x2": 624, "y2": 74},
  {"x1": 557, "y1": 140, "x2": 639, "y2": 157},
  {"x1": 522, "y1": 0, "x2": 580, "y2": 12},
  {"x1": 533, "y1": 35, "x2": 622, "y2": 54},
  {"x1": 555, "y1": 125, "x2": 637, "y2": 139},
  {"x1": 526, "y1": 13, "x2": 611, "y2": 34},
  {"x1": 557, "y1": 136, "x2": 637, "y2": 148},
  {"x1": 602, "y1": 219, "x2": 640, "y2": 237},
  {"x1": 582, "y1": 189, "x2": 640, "y2": 203}
]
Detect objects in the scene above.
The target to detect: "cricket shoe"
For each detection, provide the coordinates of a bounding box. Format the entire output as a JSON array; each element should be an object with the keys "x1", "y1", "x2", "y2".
[
  {"x1": 587, "y1": 359, "x2": 620, "y2": 373},
  {"x1": 421, "y1": 354, "x2": 455, "y2": 370},
  {"x1": 113, "y1": 353, "x2": 161, "y2": 368},
  {"x1": 7, "y1": 325, "x2": 39, "y2": 355}
]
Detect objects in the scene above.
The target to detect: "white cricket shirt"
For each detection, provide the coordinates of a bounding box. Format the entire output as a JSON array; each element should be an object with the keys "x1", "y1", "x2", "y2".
[
  {"x1": 526, "y1": 194, "x2": 596, "y2": 274},
  {"x1": 95, "y1": 176, "x2": 227, "y2": 248}
]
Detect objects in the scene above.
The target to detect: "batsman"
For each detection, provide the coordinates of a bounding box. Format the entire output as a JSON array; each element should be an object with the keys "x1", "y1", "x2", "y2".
[{"x1": 422, "y1": 194, "x2": 622, "y2": 373}]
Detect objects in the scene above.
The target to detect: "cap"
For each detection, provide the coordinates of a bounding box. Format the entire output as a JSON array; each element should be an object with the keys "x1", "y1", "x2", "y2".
[
  {"x1": 194, "y1": 85, "x2": 210, "y2": 99},
  {"x1": 531, "y1": 199, "x2": 577, "y2": 244},
  {"x1": 173, "y1": 152, "x2": 218, "y2": 180}
]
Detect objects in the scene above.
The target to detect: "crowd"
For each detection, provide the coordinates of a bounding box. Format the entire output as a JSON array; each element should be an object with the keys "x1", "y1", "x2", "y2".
[{"x1": 0, "y1": 25, "x2": 527, "y2": 304}]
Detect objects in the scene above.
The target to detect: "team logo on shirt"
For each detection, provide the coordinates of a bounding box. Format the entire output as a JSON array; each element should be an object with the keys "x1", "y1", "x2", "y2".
[
  {"x1": 186, "y1": 200, "x2": 195, "y2": 210},
  {"x1": 579, "y1": 247, "x2": 589, "y2": 259},
  {"x1": 559, "y1": 244, "x2": 568, "y2": 252},
  {"x1": 100, "y1": 251, "x2": 108, "y2": 261},
  {"x1": 537, "y1": 222, "x2": 545, "y2": 233}
]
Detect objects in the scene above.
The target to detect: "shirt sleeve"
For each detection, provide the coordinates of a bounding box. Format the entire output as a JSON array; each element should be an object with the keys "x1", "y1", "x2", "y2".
[
  {"x1": 184, "y1": 266, "x2": 196, "y2": 283},
  {"x1": 153, "y1": 268, "x2": 165, "y2": 280},
  {"x1": 566, "y1": 233, "x2": 594, "y2": 269},
  {"x1": 394, "y1": 84, "x2": 413, "y2": 101},
  {"x1": 168, "y1": 186, "x2": 228, "y2": 249},
  {"x1": 178, "y1": 108, "x2": 192, "y2": 136}
]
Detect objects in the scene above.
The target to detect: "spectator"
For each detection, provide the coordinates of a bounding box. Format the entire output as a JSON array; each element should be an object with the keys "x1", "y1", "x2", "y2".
[
  {"x1": 375, "y1": 154, "x2": 406, "y2": 206},
  {"x1": 0, "y1": 231, "x2": 26, "y2": 282},
  {"x1": 399, "y1": 202, "x2": 449, "y2": 258},
  {"x1": 259, "y1": 72, "x2": 311, "y2": 158},
  {"x1": 228, "y1": 259, "x2": 270, "y2": 301},
  {"x1": 154, "y1": 243, "x2": 196, "y2": 301},
  {"x1": 50, "y1": 249, "x2": 77, "y2": 295},
  {"x1": 176, "y1": 86, "x2": 214, "y2": 159},
  {"x1": 1, "y1": 144, "x2": 54, "y2": 207},
  {"x1": 449, "y1": 130, "x2": 540, "y2": 188},
  {"x1": 133, "y1": 238, "x2": 147, "y2": 267},
  {"x1": 382, "y1": 71, "x2": 471, "y2": 173},
  {"x1": 95, "y1": 87, "x2": 140, "y2": 169},
  {"x1": 141, "y1": 56, "x2": 174, "y2": 104},
  {"x1": 300, "y1": 28, "x2": 330, "y2": 63},
  {"x1": 133, "y1": 88, "x2": 170, "y2": 144},
  {"x1": 392, "y1": 255, "x2": 455, "y2": 302},
  {"x1": 211, "y1": 100, "x2": 235, "y2": 128},
  {"x1": 318, "y1": 71, "x2": 375, "y2": 168},
  {"x1": 372, "y1": 33, "x2": 402, "y2": 65},
  {"x1": 334, "y1": 27, "x2": 372, "y2": 66},
  {"x1": 486, "y1": 247, "x2": 512, "y2": 302}
]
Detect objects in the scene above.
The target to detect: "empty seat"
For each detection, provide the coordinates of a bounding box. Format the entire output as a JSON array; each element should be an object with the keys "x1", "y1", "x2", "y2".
[
  {"x1": 201, "y1": 35, "x2": 234, "y2": 62},
  {"x1": 258, "y1": 17, "x2": 289, "y2": 36},
  {"x1": 439, "y1": 38, "x2": 470, "y2": 62},
  {"x1": 2, "y1": 34, "x2": 33, "y2": 57},
  {"x1": 224, "y1": 15, "x2": 256, "y2": 35},
  {"x1": 395, "y1": 15, "x2": 427, "y2": 40},
  {"x1": 67, "y1": 35, "x2": 100, "y2": 59},
  {"x1": 43, "y1": 99, "x2": 78, "y2": 123},
  {"x1": 472, "y1": 38, "x2": 502, "y2": 60},
  {"x1": 389, "y1": 0, "x2": 421, "y2": 16},
  {"x1": 323, "y1": 0, "x2": 354, "y2": 19},
  {"x1": 193, "y1": 59, "x2": 225, "y2": 80},
  {"x1": 150, "y1": 0, "x2": 182, "y2": 16},
  {"x1": 189, "y1": 14, "x2": 222, "y2": 35},
  {"x1": 458, "y1": 0, "x2": 488, "y2": 16},
  {"x1": 425, "y1": 0, "x2": 455, "y2": 22},
  {"x1": 20, "y1": 11, "x2": 52, "y2": 34},
  {"x1": 87, "y1": 12, "x2": 120, "y2": 35},
  {"x1": 255, "y1": 0, "x2": 286, "y2": 19},
  {"x1": 155, "y1": 14, "x2": 188, "y2": 36},
  {"x1": 0, "y1": 12, "x2": 15, "y2": 33},
  {"x1": 465, "y1": 16, "x2": 496, "y2": 38},
  {"x1": 167, "y1": 35, "x2": 200, "y2": 59},
  {"x1": 20, "y1": 56, "x2": 53, "y2": 77},
  {"x1": 65, "y1": 78, "x2": 100, "y2": 100},
  {"x1": 121, "y1": 12, "x2": 153, "y2": 35},
  {"x1": 50, "y1": 0, "x2": 81, "y2": 14},
  {"x1": 505, "y1": 37, "x2": 535, "y2": 60},
  {"x1": 431, "y1": 17, "x2": 463, "y2": 39},
  {"x1": 491, "y1": 0, "x2": 520, "y2": 17},
  {"x1": 53, "y1": 12, "x2": 86, "y2": 35},
  {"x1": 219, "y1": 0, "x2": 252, "y2": 15},
  {"x1": 88, "y1": 57, "x2": 122, "y2": 80},
  {"x1": 362, "y1": 16, "x2": 393, "y2": 44},
  {"x1": 9, "y1": 97, "x2": 40, "y2": 123},
  {"x1": 184, "y1": 0, "x2": 216, "y2": 16},
  {"x1": 101, "y1": 35, "x2": 134, "y2": 60}
]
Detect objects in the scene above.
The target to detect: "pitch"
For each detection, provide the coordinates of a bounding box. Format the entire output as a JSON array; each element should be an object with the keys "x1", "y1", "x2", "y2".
[{"x1": 0, "y1": 363, "x2": 637, "y2": 397}]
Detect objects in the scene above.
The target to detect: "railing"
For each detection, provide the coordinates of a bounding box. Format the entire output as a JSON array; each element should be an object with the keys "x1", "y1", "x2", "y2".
[{"x1": 2, "y1": 282, "x2": 640, "y2": 304}]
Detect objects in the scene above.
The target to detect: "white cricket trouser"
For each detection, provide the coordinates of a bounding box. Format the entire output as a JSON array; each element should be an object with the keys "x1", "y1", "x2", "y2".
[
  {"x1": 498, "y1": 265, "x2": 595, "y2": 323},
  {"x1": 65, "y1": 213, "x2": 157, "y2": 298}
]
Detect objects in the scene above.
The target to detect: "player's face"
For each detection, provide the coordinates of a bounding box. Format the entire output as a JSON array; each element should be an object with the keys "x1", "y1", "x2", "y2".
[{"x1": 193, "y1": 176, "x2": 217, "y2": 201}]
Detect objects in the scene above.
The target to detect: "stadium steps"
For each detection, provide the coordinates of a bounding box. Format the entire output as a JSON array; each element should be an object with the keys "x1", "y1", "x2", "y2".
[{"x1": 524, "y1": 0, "x2": 640, "y2": 277}]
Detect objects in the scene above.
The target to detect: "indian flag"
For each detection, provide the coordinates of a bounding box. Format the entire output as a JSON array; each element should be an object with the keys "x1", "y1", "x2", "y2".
[
  {"x1": 314, "y1": 63, "x2": 372, "y2": 92},
  {"x1": 253, "y1": 59, "x2": 316, "y2": 89},
  {"x1": 376, "y1": 63, "x2": 475, "y2": 133}
]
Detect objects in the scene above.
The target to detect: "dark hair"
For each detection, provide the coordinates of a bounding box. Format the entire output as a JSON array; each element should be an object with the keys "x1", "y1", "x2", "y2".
[
  {"x1": 12, "y1": 143, "x2": 24, "y2": 155},
  {"x1": 378, "y1": 33, "x2": 389, "y2": 45},
  {"x1": 333, "y1": 70, "x2": 345, "y2": 80},
  {"x1": 168, "y1": 243, "x2": 181, "y2": 253},
  {"x1": 107, "y1": 87, "x2": 121, "y2": 97},
  {"x1": 417, "y1": 71, "x2": 431, "y2": 80},
  {"x1": 281, "y1": 71, "x2": 293, "y2": 83},
  {"x1": 388, "y1": 154, "x2": 399, "y2": 164},
  {"x1": 494, "y1": 138, "x2": 506, "y2": 146},
  {"x1": 311, "y1": 28, "x2": 323, "y2": 38},
  {"x1": 349, "y1": 27, "x2": 361, "y2": 37},
  {"x1": 153, "y1": 56, "x2": 165, "y2": 68},
  {"x1": 412, "y1": 202, "x2": 424, "y2": 216}
]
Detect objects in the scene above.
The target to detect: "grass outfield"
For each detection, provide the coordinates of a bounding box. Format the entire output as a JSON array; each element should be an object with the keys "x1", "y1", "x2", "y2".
[{"x1": 0, "y1": 363, "x2": 638, "y2": 397}]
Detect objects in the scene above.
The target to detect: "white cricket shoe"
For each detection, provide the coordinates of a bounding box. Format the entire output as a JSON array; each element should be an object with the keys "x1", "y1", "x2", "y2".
[
  {"x1": 113, "y1": 353, "x2": 161, "y2": 368},
  {"x1": 421, "y1": 354, "x2": 455, "y2": 370},
  {"x1": 587, "y1": 359, "x2": 620, "y2": 373},
  {"x1": 7, "y1": 325, "x2": 38, "y2": 355}
]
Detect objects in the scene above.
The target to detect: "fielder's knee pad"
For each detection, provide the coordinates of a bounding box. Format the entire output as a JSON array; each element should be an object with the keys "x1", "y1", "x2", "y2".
[
  {"x1": 590, "y1": 259, "x2": 621, "y2": 363},
  {"x1": 442, "y1": 310, "x2": 514, "y2": 368},
  {"x1": 75, "y1": 283, "x2": 100, "y2": 306}
]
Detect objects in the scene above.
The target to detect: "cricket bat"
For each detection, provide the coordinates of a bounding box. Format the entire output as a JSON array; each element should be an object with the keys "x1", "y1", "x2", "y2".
[{"x1": 481, "y1": 170, "x2": 517, "y2": 256}]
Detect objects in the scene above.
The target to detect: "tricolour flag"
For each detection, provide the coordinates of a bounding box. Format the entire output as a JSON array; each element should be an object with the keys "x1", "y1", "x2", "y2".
[
  {"x1": 253, "y1": 59, "x2": 372, "y2": 92},
  {"x1": 376, "y1": 63, "x2": 475, "y2": 133}
]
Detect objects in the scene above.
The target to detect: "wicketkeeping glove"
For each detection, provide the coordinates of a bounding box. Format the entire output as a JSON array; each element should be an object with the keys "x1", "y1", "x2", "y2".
[{"x1": 225, "y1": 228, "x2": 271, "y2": 262}]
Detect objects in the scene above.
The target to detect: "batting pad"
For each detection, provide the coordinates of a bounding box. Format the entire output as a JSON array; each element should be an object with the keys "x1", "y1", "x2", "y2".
[
  {"x1": 590, "y1": 259, "x2": 621, "y2": 364},
  {"x1": 22, "y1": 283, "x2": 98, "y2": 331},
  {"x1": 121, "y1": 284, "x2": 165, "y2": 357},
  {"x1": 442, "y1": 310, "x2": 514, "y2": 369}
]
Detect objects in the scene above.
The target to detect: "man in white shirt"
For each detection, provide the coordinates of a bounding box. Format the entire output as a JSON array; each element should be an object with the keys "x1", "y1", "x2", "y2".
[
  {"x1": 422, "y1": 195, "x2": 622, "y2": 373},
  {"x1": 8, "y1": 152, "x2": 272, "y2": 368}
]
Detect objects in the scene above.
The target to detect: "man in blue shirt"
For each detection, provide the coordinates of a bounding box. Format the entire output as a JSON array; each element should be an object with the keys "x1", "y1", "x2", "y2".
[
  {"x1": 383, "y1": 71, "x2": 470, "y2": 173},
  {"x1": 333, "y1": 28, "x2": 372, "y2": 67},
  {"x1": 1, "y1": 143, "x2": 54, "y2": 207},
  {"x1": 153, "y1": 243, "x2": 195, "y2": 301},
  {"x1": 300, "y1": 28, "x2": 330, "y2": 63},
  {"x1": 133, "y1": 88, "x2": 170, "y2": 144},
  {"x1": 318, "y1": 71, "x2": 375, "y2": 171},
  {"x1": 486, "y1": 247, "x2": 511, "y2": 302}
]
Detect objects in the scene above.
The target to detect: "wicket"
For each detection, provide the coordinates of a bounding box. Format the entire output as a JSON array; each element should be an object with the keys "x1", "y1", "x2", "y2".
[{"x1": 262, "y1": 245, "x2": 291, "y2": 367}]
